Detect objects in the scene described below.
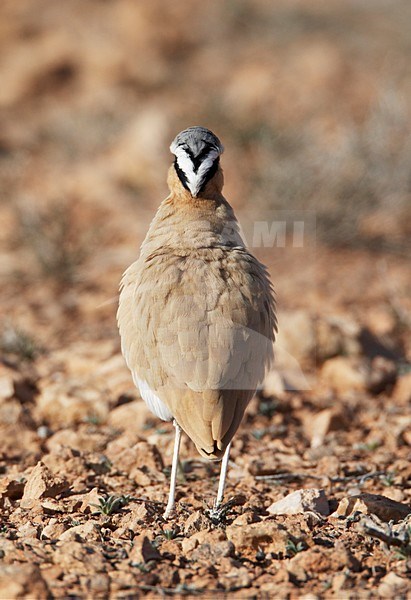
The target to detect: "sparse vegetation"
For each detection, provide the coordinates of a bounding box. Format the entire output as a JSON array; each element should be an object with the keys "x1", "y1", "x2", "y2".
[
  {"x1": 286, "y1": 538, "x2": 307, "y2": 557},
  {"x1": 15, "y1": 200, "x2": 98, "y2": 286},
  {"x1": 258, "y1": 398, "x2": 278, "y2": 418},
  {"x1": 0, "y1": 324, "x2": 41, "y2": 361},
  {"x1": 160, "y1": 527, "x2": 181, "y2": 541},
  {"x1": 381, "y1": 472, "x2": 396, "y2": 487},
  {"x1": 92, "y1": 495, "x2": 132, "y2": 516}
]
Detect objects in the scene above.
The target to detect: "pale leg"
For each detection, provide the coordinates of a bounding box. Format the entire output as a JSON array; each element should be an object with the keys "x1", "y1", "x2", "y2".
[
  {"x1": 213, "y1": 442, "x2": 231, "y2": 511},
  {"x1": 163, "y1": 420, "x2": 182, "y2": 518}
]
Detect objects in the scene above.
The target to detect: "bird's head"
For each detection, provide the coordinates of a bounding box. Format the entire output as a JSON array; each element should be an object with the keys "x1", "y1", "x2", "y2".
[{"x1": 170, "y1": 126, "x2": 224, "y2": 198}]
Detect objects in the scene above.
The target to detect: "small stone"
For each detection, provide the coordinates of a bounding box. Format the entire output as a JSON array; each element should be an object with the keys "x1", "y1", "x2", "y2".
[
  {"x1": 160, "y1": 540, "x2": 182, "y2": 559},
  {"x1": 36, "y1": 382, "x2": 109, "y2": 427},
  {"x1": 286, "y1": 555, "x2": 308, "y2": 583},
  {"x1": 130, "y1": 468, "x2": 152, "y2": 486},
  {"x1": 108, "y1": 400, "x2": 151, "y2": 432},
  {"x1": 332, "y1": 572, "x2": 347, "y2": 593},
  {"x1": 0, "y1": 374, "x2": 14, "y2": 400},
  {"x1": 0, "y1": 477, "x2": 26, "y2": 501},
  {"x1": 402, "y1": 429, "x2": 411, "y2": 446},
  {"x1": 320, "y1": 356, "x2": 368, "y2": 394},
  {"x1": 36, "y1": 425, "x2": 51, "y2": 439},
  {"x1": 219, "y1": 565, "x2": 251, "y2": 590},
  {"x1": 314, "y1": 317, "x2": 353, "y2": 362},
  {"x1": 106, "y1": 439, "x2": 164, "y2": 476},
  {"x1": 231, "y1": 512, "x2": 260, "y2": 527},
  {"x1": 17, "y1": 522, "x2": 38, "y2": 539},
  {"x1": 183, "y1": 510, "x2": 210, "y2": 535},
  {"x1": 0, "y1": 564, "x2": 49, "y2": 599},
  {"x1": 181, "y1": 536, "x2": 199, "y2": 554},
  {"x1": 286, "y1": 544, "x2": 359, "y2": 575},
  {"x1": 226, "y1": 521, "x2": 291, "y2": 556},
  {"x1": 21, "y1": 462, "x2": 69, "y2": 508},
  {"x1": 378, "y1": 572, "x2": 408, "y2": 597},
  {"x1": 40, "y1": 498, "x2": 65, "y2": 514},
  {"x1": 128, "y1": 535, "x2": 161, "y2": 563},
  {"x1": 42, "y1": 446, "x2": 85, "y2": 481},
  {"x1": 79, "y1": 487, "x2": 101, "y2": 513},
  {"x1": 305, "y1": 409, "x2": 347, "y2": 448},
  {"x1": 333, "y1": 493, "x2": 411, "y2": 522},
  {"x1": 191, "y1": 540, "x2": 234, "y2": 562},
  {"x1": 118, "y1": 503, "x2": 149, "y2": 533},
  {"x1": 382, "y1": 488, "x2": 405, "y2": 503},
  {"x1": 41, "y1": 519, "x2": 66, "y2": 540},
  {"x1": 46, "y1": 429, "x2": 104, "y2": 453},
  {"x1": 87, "y1": 573, "x2": 110, "y2": 596},
  {"x1": 53, "y1": 539, "x2": 106, "y2": 573},
  {"x1": 268, "y1": 489, "x2": 329, "y2": 517},
  {"x1": 367, "y1": 357, "x2": 397, "y2": 394},
  {"x1": 275, "y1": 310, "x2": 315, "y2": 363},
  {"x1": 85, "y1": 454, "x2": 112, "y2": 475},
  {"x1": 58, "y1": 521, "x2": 100, "y2": 542},
  {"x1": 392, "y1": 372, "x2": 411, "y2": 404}
]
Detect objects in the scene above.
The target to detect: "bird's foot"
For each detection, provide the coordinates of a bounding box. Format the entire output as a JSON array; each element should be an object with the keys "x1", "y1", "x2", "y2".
[
  {"x1": 163, "y1": 504, "x2": 176, "y2": 519},
  {"x1": 205, "y1": 499, "x2": 232, "y2": 525}
]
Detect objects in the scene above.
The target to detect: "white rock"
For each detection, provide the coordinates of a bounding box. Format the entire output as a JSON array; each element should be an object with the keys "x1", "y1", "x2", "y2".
[{"x1": 268, "y1": 488, "x2": 329, "y2": 516}]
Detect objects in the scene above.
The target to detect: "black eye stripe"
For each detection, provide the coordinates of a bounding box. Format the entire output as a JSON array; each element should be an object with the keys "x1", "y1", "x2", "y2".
[
  {"x1": 198, "y1": 157, "x2": 220, "y2": 192},
  {"x1": 182, "y1": 146, "x2": 194, "y2": 161},
  {"x1": 179, "y1": 144, "x2": 217, "y2": 172},
  {"x1": 174, "y1": 157, "x2": 190, "y2": 191},
  {"x1": 192, "y1": 147, "x2": 215, "y2": 171}
]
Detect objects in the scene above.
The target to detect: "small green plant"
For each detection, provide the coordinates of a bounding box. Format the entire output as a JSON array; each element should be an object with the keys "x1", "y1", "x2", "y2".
[
  {"x1": 131, "y1": 561, "x2": 151, "y2": 573},
  {"x1": 286, "y1": 538, "x2": 306, "y2": 557},
  {"x1": 258, "y1": 398, "x2": 278, "y2": 418},
  {"x1": 92, "y1": 494, "x2": 131, "y2": 516},
  {"x1": 161, "y1": 527, "x2": 181, "y2": 541},
  {"x1": 156, "y1": 427, "x2": 168, "y2": 435},
  {"x1": 365, "y1": 440, "x2": 381, "y2": 452},
  {"x1": 381, "y1": 471, "x2": 396, "y2": 487},
  {"x1": 251, "y1": 429, "x2": 266, "y2": 440},
  {"x1": 84, "y1": 414, "x2": 103, "y2": 426},
  {"x1": 15, "y1": 200, "x2": 100, "y2": 286},
  {"x1": 70, "y1": 519, "x2": 81, "y2": 527},
  {"x1": 354, "y1": 440, "x2": 381, "y2": 452},
  {"x1": 0, "y1": 324, "x2": 40, "y2": 361}
]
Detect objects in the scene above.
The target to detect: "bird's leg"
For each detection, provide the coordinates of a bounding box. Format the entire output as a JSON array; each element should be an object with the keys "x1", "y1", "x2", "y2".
[
  {"x1": 213, "y1": 442, "x2": 232, "y2": 512},
  {"x1": 163, "y1": 419, "x2": 182, "y2": 519}
]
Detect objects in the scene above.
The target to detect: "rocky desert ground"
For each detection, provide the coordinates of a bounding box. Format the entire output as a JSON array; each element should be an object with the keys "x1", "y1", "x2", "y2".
[{"x1": 0, "y1": 0, "x2": 410, "y2": 598}]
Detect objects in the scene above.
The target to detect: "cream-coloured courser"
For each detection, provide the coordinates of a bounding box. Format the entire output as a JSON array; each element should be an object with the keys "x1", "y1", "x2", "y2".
[{"x1": 117, "y1": 127, "x2": 276, "y2": 517}]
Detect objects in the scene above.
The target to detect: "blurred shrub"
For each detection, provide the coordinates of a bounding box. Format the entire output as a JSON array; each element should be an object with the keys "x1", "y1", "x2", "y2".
[
  {"x1": 15, "y1": 199, "x2": 100, "y2": 286},
  {"x1": 229, "y1": 90, "x2": 411, "y2": 255}
]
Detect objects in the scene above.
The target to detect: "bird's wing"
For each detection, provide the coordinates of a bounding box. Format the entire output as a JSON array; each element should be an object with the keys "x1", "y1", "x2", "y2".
[{"x1": 117, "y1": 247, "x2": 276, "y2": 457}]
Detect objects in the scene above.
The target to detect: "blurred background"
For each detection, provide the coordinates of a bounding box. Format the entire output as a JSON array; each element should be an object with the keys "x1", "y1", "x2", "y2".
[
  {"x1": 0, "y1": 1, "x2": 411, "y2": 595},
  {"x1": 1, "y1": 0, "x2": 410, "y2": 439}
]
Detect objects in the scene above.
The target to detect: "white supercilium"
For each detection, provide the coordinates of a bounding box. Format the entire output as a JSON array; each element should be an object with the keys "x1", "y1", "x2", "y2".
[{"x1": 173, "y1": 147, "x2": 220, "y2": 197}]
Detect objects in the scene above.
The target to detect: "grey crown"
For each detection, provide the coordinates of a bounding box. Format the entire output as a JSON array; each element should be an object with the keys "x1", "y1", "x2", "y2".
[{"x1": 170, "y1": 126, "x2": 224, "y2": 157}]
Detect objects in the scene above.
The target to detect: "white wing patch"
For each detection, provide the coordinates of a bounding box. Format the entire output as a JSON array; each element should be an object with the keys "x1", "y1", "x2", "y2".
[
  {"x1": 135, "y1": 377, "x2": 173, "y2": 421},
  {"x1": 174, "y1": 147, "x2": 220, "y2": 197}
]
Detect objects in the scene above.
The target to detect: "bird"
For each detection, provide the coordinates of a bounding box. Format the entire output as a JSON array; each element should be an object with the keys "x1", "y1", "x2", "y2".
[{"x1": 117, "y1": 126, "x2": 276, "y2": 518}]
